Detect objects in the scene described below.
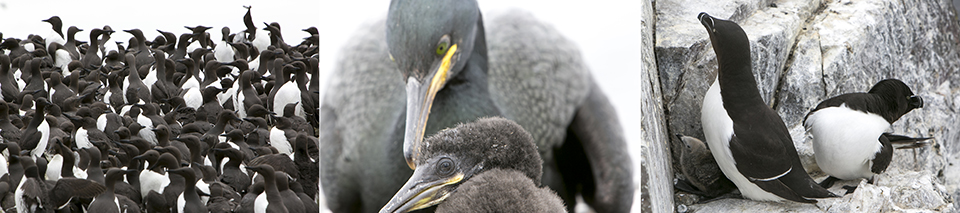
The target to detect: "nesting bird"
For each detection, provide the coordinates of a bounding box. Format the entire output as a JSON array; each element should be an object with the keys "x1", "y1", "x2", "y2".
[
  {"x1": 673, "y1": 135, "x2": 736, "y2": 198},
  {"x1": 698, "y1": 13, "x2": 837, "y2": 203},
  {"x1": 804, "y1": 79, "x2": 930, "y2": 192}
]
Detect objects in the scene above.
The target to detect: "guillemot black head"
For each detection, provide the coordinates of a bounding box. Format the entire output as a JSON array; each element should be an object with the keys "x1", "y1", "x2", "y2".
[
  {"x1": 386, "y1": 0, "x2": 486, "y2": 169},
  {"x1": 380, "y1": 117, "x2": 541, "y2": 213},
  {"x1": 43, "y1": 16, "x2": 64, "y2": 37},
  {"x1": 868, "y1": 79, "x2": 923, "y2": 122}
]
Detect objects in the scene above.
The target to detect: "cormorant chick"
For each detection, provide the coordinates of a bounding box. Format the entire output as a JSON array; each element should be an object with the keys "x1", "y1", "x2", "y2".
[{"x1": 380, "y1": 117, "x2": 565, "y2": 213}]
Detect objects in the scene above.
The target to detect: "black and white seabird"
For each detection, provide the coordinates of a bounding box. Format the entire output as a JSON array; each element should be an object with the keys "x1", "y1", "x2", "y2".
[
  {"x1": 42, "y1": 16, "x2": 66, "y2": 49},
  {"x1": 0, "y1": 54, "x2": 21, "y2": 103},
  {"x1": 122, "y1": 29, "x2": 154, "y2": 67},
  {"x1": 272, "y1": 63, "x2": 304, "y2": 118},
  {"x1": 168, "y1": 167, "x2": 208, "y2": 213},
  {"x1": 21, "y1": 97, "x2": 52, "y2": 160},
  {"x1": 274, "y1": 171, "x2": 306, "y2": 213},
  {"x1": 47, "y1": 71, "x2": 76, "y2": 108},
  {"x1": 47, "y1": 43, "x2": 72, "y2": 75},
  {"x1": 698, "y1": 13, "x2": 837, "y2": 203},
  {"x1": 246, "y1": 164, "x2": 288, "y2": 213},
  {"x1": 63, "y1": 26, "x2": 83, "y2": 59},
  {"x1": 215, "y1": 27, "x2": 236, "y2": 63},
  {"x1": 238, "y1": 6, "x2": 272, "y2": 55},
  {"x1": 804, "y1": 79, "x2": 928, "y2": 190},
  {"x1": 99, "y1": 25, "x2": 119, "y2": 58},
  {"x1": 213, "y1": 147, "x2": 251, "y2": 194},
  {"x1": 380, "y1": 117, "x2": 565, "y2": 213},
  {"x1": 122, "y1": 53, "x2": 152, "y2": 105},
  {"x1": 15, "y1": 156, "x2": 105, "y2": 212},
  {"x1": 89, "y1": 168, "x2": 126, "y2": 213},
  {"x1": 293, "y1": 133, "x2": 318, "y2": 199},
  {"x1": 0, "y1": 100, "x2": 22, "y2": 142},
  {"x1": 80, "y1": 28, "x2": 103, "y2": 71}
]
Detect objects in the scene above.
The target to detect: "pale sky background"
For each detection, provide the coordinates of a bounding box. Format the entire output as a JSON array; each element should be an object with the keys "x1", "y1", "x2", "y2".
[
  {"x1": 320, "y1": 1, "x2": 643, "y2": 212},
  {"x1": 0, "y1": 0, "x2": 319, "y2": 53}
]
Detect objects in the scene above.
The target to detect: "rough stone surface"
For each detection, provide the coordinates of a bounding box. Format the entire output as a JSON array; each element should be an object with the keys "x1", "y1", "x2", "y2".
[
  {"x1": 652, "y1": 0, "x2": 960, "y2": 211},
  {"x1": 692, "y1": 171, "x2": 954, "y2": 212},
  {"x1": 640, "y1": 0, "x2": 674, "y2": 212}
]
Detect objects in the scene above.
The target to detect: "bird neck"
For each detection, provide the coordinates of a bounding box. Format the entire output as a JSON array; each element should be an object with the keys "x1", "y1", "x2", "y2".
[
  {"x1": 261, "y1": 172, "x2": 280, "y2": 195},
  {"x1": 155, "y1": 59, "x2": 166, "y2": 81},
  {"x1": 873, "y1": 95, "x2": 905, "y2": 123},
  {"x1": 28, "y1": 105, "x2": 46, "y2": 128},
  {"x1": 425, "y1": 52, "x2": 500, "y2": 138},
  {"x1": 717, "y1": 57, "x2": 765, "y2": 107},
  {"x1": 104, "y1": 179, "x2": 117, "y2": 195},
  {"x1": 295, "y1": 68, "x2": 308, "y2": 91}
]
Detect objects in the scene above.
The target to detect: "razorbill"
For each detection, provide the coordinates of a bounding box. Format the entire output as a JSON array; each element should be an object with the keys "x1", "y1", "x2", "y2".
[
  {"x1": 698, "y1": 13, "x2": 837, "y2": 203},
  {"x1": 804, "y1": 79, "x2": 928, "y2": 190}
]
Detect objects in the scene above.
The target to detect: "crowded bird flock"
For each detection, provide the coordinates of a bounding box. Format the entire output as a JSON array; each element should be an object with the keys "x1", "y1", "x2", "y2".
[{"x1": 0, "y1": 6, "x2": 320, "y2": 213}]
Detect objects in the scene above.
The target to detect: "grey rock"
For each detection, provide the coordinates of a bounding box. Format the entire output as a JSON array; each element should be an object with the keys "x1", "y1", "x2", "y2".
[
  {"x1": 775, "y1": 29, "x2": 825, "y2": 172},
  {"x1": 689, "y1": 171, "x2": 953, "y2": 212},
  {"x1": 640, "y1": 0, "x2": 674, "y2": 212}
]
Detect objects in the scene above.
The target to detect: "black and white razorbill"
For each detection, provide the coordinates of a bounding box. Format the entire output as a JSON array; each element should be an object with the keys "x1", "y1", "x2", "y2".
[
  {"x1": 804, "y1": 79, "x2": 928, "y2": 190},
  {"x1": 697, "y1": 13, "x2": 837, "y2": 203}
]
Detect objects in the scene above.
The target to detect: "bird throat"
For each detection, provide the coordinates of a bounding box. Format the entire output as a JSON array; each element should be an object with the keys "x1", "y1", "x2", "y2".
[{"x1": 423, "y1": 51, "x2": 500, "y2": 141}]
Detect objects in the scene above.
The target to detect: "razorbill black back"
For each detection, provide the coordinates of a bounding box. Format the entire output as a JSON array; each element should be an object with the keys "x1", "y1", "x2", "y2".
[
  {"x1": 804, "y1": 79, "x2": 928, "y2": 190},
  {"x1": 698, "y1": 13, "x2": 837, "y2": 203}
]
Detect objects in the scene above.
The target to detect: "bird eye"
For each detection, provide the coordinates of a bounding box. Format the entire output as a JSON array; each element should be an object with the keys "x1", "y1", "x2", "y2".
[
  {"x1": 436, "y1": 158, "x2": 455, "y2": 176},
  {"x1": 436, "y1": 35, "x2": 450, "y2": 55}
]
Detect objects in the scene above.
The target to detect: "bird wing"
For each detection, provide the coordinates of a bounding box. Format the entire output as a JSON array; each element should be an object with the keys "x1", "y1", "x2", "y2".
[
  {"x1": 882, "y1": 132, "x2": 933, "y2": 149},
  {"x1": 730, "y1": 107, "x2": 828, "y2": 203},
  {"x1": 48, "y1": 178, "x2": 106, "y2": 208},
  {"x1": 485, "y1": 10, "x2": 591, "y2": 152},
  {"x1": 20, "y1": 128, "x2": 42, "y2": 150},
  {"x1": 726, "y1": 131, "x2": 793, "y2": 181},
  {"x1": 218, "y1": 169, "x2": 243, "y2": 186},
  {"x1": 872, "y1": 135, "x2": 894, "y2": 174},
  {"x1": 803, "y1": 93, "x2": 885, "y2": 126},
  {"x1": 20, "y1": 179, "x2": 43, "y2": 206},
  {"x1": 564, "y1": 82, "x2": 634, "y2": 210},
  {"x1": 319, "y1": 18, "x2": 408, "y2": 212},
  {"x1": 249, "y1": 154, "x2": 299, "y2": 178}
]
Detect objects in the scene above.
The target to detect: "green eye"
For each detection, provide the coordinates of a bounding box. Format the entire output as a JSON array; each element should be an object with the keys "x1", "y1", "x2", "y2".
[{"x1": 436, "y1": 35, "x2": 450, "y2": 55}]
